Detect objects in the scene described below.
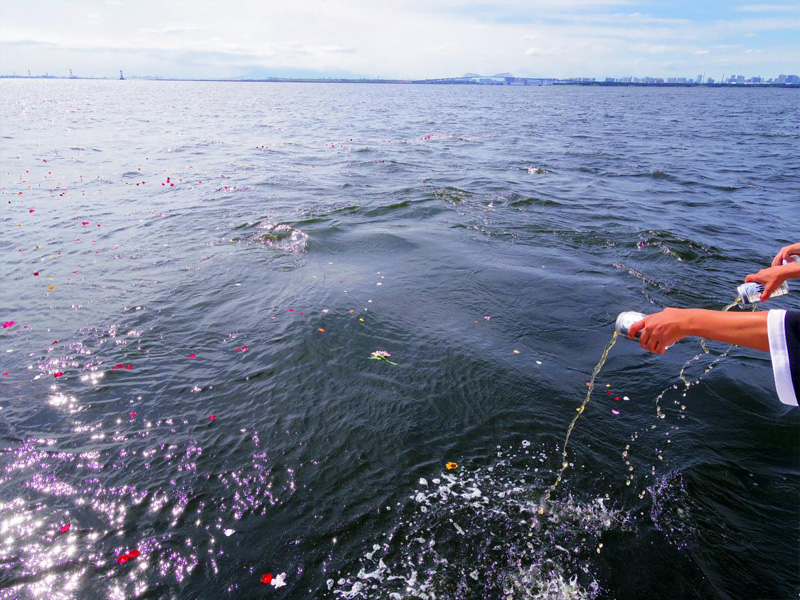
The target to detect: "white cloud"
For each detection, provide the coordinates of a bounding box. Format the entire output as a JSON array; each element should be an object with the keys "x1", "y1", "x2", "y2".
[
  {"x1": 0, "y1": 0, "x2": 797, "y2": 79},
  {"x1": 140, "y1": 27, "x2": 205, "y2": 35},
  {"x1": 524, "y1": 47, "x2": 561, "y2": 55},
  {"x1": 737, "y1": 3, "x2": 800, "y2": 12}
]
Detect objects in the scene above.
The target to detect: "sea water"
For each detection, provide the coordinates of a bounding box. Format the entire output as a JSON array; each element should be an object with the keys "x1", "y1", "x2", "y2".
[{"x1": 1, "y1": 80, "x2": 798, "y2": 600}]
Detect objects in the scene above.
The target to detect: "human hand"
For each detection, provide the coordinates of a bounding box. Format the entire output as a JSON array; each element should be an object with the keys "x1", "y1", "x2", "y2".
[
  {"x1": 745, "y1": 265, "x2": 790, "y2": 301},
  {"x1": 627, "y1": 307, "x2": 689, "y2": 355},
  {"x1": 771, "y1": 242, "x2": 800, "y2": 267}
]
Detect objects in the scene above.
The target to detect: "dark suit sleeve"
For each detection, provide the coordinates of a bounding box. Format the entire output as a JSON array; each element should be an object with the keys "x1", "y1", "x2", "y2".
[{"x1": 767, "y1": 310, "x2": 800, "y2": 406}]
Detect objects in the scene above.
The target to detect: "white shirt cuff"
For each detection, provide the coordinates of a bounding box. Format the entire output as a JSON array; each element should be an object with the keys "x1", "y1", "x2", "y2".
[{"x1": 767, "y1": 309, "x2": 798, "y2": 407}]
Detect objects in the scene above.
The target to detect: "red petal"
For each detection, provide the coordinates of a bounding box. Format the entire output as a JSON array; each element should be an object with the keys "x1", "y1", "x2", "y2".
[{"x1": 261, "y1": 573, "x2": 273, "y2": 584}]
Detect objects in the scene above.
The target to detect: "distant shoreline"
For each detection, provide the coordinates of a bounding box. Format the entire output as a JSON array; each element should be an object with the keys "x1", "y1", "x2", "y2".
[{"x1": 1, "y1": 75, "x2": 798, "y2": 89}]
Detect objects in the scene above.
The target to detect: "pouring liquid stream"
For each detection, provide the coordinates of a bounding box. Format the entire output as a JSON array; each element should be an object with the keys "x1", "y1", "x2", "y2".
[
  {"x1": 540, "y1": 330, "x2": 619, "y2": 513},
  {"x1": 544, "y1": 295, "x2": 749, "y2": 512}
]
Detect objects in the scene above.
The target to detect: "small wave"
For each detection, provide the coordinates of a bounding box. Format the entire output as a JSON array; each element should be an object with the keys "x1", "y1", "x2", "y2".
[
  {"x1": 362, "y1": 199, "x2": 435, "y2": 217},
  {"x1": 637, "y1": 230, "x2": 719, "y2": 262},
  {"x1": 526, "y1": 166, "x2": 549, "y2": 175},
  {"x1": 510, "y1": 197, "x2": 562, "y2": 207},
  {"x1": 212, "y1": 185, "x2": 252, "y2": 194},
  {"x1": 253, "y1": 220, "x2": 308, "y2": 253},
  {"x1": 434, "y1": 186, "x2": 471, "y2": 205},
  {"x1": 612, "y1": 262, "x2": 671, "y2": 291}
]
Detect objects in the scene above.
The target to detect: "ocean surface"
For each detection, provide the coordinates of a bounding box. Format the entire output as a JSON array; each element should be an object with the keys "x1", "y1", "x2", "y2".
[{"x1": 0, "y1": 80, "x2": 798, "y2": 600}]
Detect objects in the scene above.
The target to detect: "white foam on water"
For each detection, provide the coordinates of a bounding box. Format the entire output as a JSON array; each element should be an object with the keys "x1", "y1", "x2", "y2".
[
  {"x1": 329, "y1": 444, "x2": 630, "y2": 599},
  {"x1": 253, "y1": 220, "x2": 308, "y2": 253}
]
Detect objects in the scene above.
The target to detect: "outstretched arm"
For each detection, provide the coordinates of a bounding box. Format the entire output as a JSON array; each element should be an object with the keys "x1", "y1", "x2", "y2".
[{"x1": 627, "y1": 308, "x2": 770, "y2": 354}]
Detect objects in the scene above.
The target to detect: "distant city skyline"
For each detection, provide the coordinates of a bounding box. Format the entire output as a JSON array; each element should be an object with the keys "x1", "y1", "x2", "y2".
[
  {"x1": 1, "y1": 0, "x2": 798, "y2": 81},
  {"x1": 3, "y1": 70, "x2": 797, "y2": 86}
]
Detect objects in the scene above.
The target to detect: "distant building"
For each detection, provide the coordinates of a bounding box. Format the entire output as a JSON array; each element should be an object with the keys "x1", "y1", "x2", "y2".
[
  {"x1": 787, "y1": 75, "x2": 800, "y2": 84},
  {"x1": 706, "y1": 77, "x2": 715, "y2": 84},
  {"x1": 469, "y1": 76, "x2": 505, "y2": 84}
]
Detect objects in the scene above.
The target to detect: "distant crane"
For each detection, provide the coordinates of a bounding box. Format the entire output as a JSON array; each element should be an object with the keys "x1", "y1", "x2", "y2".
[{"x1": 119, "y1": 70, "x2": 125, "y2": 80}]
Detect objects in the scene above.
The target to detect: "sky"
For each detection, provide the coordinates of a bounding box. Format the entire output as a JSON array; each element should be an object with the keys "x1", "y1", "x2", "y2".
[{"x1": 1, "y1": 0, "x2": 799, "y2": 80}]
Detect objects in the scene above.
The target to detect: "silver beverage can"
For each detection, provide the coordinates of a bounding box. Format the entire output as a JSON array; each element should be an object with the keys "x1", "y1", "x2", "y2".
[
  {"x1": 737, "y1": 281, "x2": 789, "y2": 305},
  {"x1": 615, "y1": 311, "x2": 647, "y2": 339}
]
